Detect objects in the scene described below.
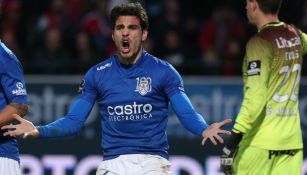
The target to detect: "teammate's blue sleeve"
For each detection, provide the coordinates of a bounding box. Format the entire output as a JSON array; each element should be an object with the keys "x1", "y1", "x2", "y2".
[
  {"x1": 0, "y1": 43, "x2": 28, "y2": 103},
  {"x1": 37, "y1": 98, "x2": 94, "y2": 138},
  {"x1": 170, "y1": 91, "x2": 208, "y2": 136}
]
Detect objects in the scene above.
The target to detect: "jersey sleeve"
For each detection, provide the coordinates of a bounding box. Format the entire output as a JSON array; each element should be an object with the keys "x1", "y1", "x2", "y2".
[
  {"x1": 162, "y1": 63, "x2": 185, "y2": 98},
  {"x1": 38, "y1": 98, "x2": 93, "y2": 138},
  {"x1": 77, "y1": 68, "x2": 98, "y2": 104},
  {"x1": 300, "y1": 31, "x2": 307, "y2": 54},
  {"x1": 0, "y1": 59, "x2": 28, "y2": 104},
  {"x1": 233, "y1": 37, "x2": 271, "y2": 134},
  {"x1": 170, "y1": 92, "x2": 208, "y2": 136}
]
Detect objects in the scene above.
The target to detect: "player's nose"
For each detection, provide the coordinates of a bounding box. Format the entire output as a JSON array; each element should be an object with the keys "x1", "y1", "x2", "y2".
[{"x1": 122, "y1": 28, "x2": 129, "y2": 36}]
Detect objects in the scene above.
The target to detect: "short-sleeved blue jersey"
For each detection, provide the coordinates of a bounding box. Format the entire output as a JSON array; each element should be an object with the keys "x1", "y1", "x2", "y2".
[
  {"x1": 0, "y1": 41, "x2": 28, "y2": 161},
  {"x1": 78, "y1": 50, "x2": 184, "y2": 160}
]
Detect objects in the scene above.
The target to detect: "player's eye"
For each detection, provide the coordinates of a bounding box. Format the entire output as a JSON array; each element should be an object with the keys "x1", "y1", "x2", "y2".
[
  {"x1": 115, "y1": 25, "x2": 124, "y2": 30},
  {"x1": 128, "y1": 25, "x2": 138, "y2": 30}
]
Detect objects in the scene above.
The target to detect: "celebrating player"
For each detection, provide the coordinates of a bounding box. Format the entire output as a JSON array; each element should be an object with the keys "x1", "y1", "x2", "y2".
[
  {"x1": 2, "y1": 2, "x2": 231, "y2": 175},
  {"x1": 220, "y1": 0, "x2": 307, "y2": 174},
  {"x1": 0, "y1": 41, "x2": 29, "y2": 175}
]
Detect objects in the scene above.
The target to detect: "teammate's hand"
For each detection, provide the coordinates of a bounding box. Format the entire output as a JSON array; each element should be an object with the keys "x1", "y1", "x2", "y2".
[
  {"x1": 201, "y1": 119, "x2": 232, "y2": 145},
  {"x1": 1, "y1": 114, "x2": 39, "y2": 138},
  {"x1": 220, "y1": 146, "x2": 237, "y2": 175}
]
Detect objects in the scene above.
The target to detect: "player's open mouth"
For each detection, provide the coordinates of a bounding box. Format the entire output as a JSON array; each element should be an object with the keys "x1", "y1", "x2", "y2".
[{"x1": 122, "y1": 40, "x2": 130, "y2": 53}]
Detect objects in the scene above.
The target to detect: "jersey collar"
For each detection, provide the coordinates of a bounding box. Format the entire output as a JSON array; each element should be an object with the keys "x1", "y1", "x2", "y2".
[
  {"x1": 259, "y1": 21, "x2": 285, "y2": 32},
  {"x1": 115, "y1": 49, "x2": 146, "y2": 70}
]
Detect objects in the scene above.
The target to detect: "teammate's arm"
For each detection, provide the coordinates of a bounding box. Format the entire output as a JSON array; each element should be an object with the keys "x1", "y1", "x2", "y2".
[
  {"x1": 0, "y1": 56, "x2": 29, "y2": 126},
  {"x1": 0, "y1": 103, "x2": 28, "y2": 127}
]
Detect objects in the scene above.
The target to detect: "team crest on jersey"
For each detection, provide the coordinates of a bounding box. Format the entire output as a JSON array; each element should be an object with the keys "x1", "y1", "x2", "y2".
[
  {"x1": 247, "y1": 60, "x2": 261, "y2": 76},
  {"x1": 135, "y1": 77, "x2": 152, "y2": 96}
]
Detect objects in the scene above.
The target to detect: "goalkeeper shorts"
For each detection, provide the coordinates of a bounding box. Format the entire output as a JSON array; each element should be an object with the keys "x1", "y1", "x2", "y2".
[{"x1": 233, "y1": 145, "x2": 302, "y2": 175}]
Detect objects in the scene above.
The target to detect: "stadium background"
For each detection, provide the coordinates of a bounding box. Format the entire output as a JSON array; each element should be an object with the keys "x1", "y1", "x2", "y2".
[{"x1": 1, "y1": 0, "x2": 307, "y2": 174}]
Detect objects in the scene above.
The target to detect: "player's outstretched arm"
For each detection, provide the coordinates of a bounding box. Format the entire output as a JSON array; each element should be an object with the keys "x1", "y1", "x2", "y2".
[
  {"x1": 1, "y1": 114, "x2": 39, "y2": 138},
  {"x1": 170, "y1": 92, "x2": 232, "y2": 145},
  {"x1": 2, "y1": 98, "x2": 94, "y2": 139},
  {"x1": 201, "y1": 119, "x2": 232, "y2": 145}
]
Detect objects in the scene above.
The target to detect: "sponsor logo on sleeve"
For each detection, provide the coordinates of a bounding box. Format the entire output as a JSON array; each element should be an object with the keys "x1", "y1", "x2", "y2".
[
  {"x1": 12, "y1": 82, "x2": 27, "y2": 95},
  {"x1": 247, "y1": 60, "x2": 261, "y2": 76}
]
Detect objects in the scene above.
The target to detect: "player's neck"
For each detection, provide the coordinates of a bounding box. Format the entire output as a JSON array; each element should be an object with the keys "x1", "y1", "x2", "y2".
[
  {"x1": 256, "y1": 14, "x2": 279, "y2": 31},
  {"x1": 118, "y1": 47, "x2": 143, "y2": 65}
]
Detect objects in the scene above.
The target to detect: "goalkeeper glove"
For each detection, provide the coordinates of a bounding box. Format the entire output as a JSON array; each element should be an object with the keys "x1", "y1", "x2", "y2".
[{"x1": 220, "y1": 131, "x2": 242, "y2": 175}]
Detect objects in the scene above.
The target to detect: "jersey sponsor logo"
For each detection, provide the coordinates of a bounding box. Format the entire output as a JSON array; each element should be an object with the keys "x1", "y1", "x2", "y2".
[
  {"x1": 266, "y1": 105, "x2": 298, "y2": 117},
  {"x1": 285, "y1": 50, "x2": 299, "y2": 61},
  {"x1": 78, "y1": 79, "x2": 85, "y2": 93},
  {"x1": 107, "y1": 101, "x2": 153, "y2": 121},
  {"x1": 97, "y1": 62, "x2": 112, "y2": 71},
  {"x1": 135, "y1": 77, "x2": 152, "y2": 96},
  {"x1": 12, "y1": 82, "x2": 27, "y2": 95},
  {"x1": 247, "y1": 60, "x2": 261, "y2": 76},
  {"x1": 275, "y1": 36, "x2": 301, "y2": 49}
]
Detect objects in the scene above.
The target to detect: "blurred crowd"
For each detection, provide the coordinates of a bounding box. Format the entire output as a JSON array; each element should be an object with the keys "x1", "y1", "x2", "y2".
[{"x1": 0, "y1": 0, "x2": 306, "y2": 75}]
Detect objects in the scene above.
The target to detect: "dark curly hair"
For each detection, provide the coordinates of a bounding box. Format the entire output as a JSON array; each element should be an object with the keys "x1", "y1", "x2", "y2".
[{"x1": 110, "y1": 2, "x2": 149, "y2": 31}]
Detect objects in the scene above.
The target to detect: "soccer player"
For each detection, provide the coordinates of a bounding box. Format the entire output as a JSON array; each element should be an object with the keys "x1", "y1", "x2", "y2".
[
  {"x1": 2, "y1": 2, "x2": 231, "y2": 175},
  {"x1": 0, "y1": 41, "x2": 29, "y2": 175},
  {"x1": 220, "y1": 0, "x2": 307, "y2": 174}
]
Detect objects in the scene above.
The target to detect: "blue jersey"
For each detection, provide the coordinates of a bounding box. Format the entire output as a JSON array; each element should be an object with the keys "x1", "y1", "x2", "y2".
[
  {"x1": 79, "y1": 50, "x2": 184, "y2": 160},
  {"x1": 0, "y1": 41, "x2": 28, "y2": 161}
]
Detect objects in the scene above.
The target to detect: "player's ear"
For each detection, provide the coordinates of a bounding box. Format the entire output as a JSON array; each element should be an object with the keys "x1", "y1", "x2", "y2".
[
  {"x1": 252, "y1": 0, "x2": 258, "y2": 12},
  {"x1": 112, "y1": 30, "x2": 115, "y2": 41},
  {"x1": 142, "y1": 30, "x2": 148, "y2": 41}
]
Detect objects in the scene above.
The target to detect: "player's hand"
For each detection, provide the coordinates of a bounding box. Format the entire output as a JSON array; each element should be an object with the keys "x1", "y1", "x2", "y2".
[
  {"x1": 220, "y1": 146, "x2": 237, "y2": 175},
  {"x1": 1, "y1": 114, "x2": 39, "y2": 138},
  {"x1": 201, "y1": 119, "x2": 232, "y2": 145}
]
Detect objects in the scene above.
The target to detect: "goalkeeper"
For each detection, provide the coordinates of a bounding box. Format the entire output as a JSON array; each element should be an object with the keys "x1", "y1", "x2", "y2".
[{"x1": 220, "y1": 0, "x2": 307, "y2": 175}]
